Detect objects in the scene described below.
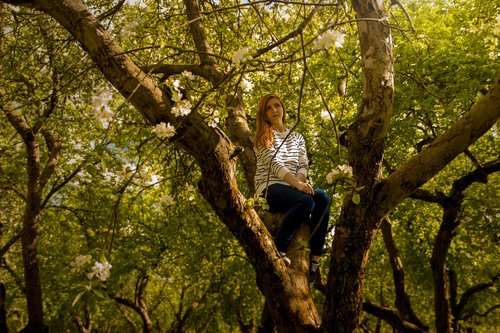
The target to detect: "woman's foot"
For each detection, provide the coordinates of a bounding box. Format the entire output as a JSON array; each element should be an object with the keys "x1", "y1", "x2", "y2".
[{"x1": 278, "y1": 251, "x2": 292, "y2": 266}]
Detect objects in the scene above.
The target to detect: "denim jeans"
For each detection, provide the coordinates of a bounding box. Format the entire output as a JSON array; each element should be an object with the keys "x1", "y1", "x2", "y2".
[{"x1": 264, "y1": 184, "x2": 331, "y2": 256}]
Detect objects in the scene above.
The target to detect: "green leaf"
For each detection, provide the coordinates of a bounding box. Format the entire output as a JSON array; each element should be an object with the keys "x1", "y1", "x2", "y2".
[
  {"x1": 72, "y1": 290, "x2": 87, "y2": 307},
  {"x1": 352, "y1": 193, "x2": 361, "y2": 205}
]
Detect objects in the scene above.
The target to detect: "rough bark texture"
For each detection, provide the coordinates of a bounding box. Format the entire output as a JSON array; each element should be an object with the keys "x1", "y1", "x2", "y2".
[
  {"x1": 376, "y1": 77, "x2": 500, "y2": 215},
  {"x1": 323, "y1": 0, "x2": 394, "y2": 331},
  {"x1": 183, "y1": 0, "x2": 256, "y2": 193}
]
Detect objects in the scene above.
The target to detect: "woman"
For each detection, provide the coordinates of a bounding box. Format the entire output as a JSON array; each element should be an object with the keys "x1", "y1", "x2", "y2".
[{"x1": 253, "y1": 94, "x2": 330, "y2": 282}]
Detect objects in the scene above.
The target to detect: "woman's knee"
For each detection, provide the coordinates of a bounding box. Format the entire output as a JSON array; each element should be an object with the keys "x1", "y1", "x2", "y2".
[
  {"x1": 314, "y1": 189, "x2": 330, "y2": 206},
  {"x1": 297, "y1": 195, "x2": 315, "y2": 212}
]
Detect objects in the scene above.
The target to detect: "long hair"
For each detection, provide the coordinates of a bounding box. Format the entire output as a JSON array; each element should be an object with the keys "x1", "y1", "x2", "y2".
[{"x1": 253, "y1": 94, "x2": 286, "y2": 149}]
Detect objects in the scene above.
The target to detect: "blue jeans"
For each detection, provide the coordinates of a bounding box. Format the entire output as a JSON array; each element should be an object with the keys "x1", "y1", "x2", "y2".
[{"x1": 264, "y1": 184, "x2": 331, "y2": 256}]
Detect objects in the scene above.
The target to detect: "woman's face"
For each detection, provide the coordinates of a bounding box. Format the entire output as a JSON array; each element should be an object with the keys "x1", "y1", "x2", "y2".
[{"x1": 264, "y1": 97, "x2": 284, "y2": 128}]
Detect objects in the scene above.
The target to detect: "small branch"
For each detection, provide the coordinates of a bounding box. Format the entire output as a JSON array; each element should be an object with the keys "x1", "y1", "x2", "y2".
[
  {"x1": 363, "y1": 301, "x2": 427, "y2": 333},
  {"x1": 41, "y1": 160, "x2": 88, "y2": 210},
  {"x1": 0, "y1": 232, "x2": 21, "y2": 258},
  {"x1": 253, "y1": 2, "x2": 323, "y2": 59},
  {"x1": 39, "y1": 129, "x2": 61, "y2": 189},
  {"x1": 97, "y1": 0, "x2": 126, "y2": 21},
  {"x1": 389, "y1": 0, "x2": 416, "y2": 32},
  {"x1": 455, "y1": 273, "x2": 500, "y2": 319}
]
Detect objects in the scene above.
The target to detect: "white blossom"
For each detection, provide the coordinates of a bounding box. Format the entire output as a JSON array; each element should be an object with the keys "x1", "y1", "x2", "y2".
[
  {"x1": 338, "y1": 164, "x2": 354, "y2": 177},
  {"x1": 232, "y1": 47, "x2": 253, "y2": 66},
  {"x1": 87, "y1": 261, "x2": 112, "y2": 282},
  {"x1": 71, "y1": 255, "x2": 91, "y2": 273},
  {"x1": 494, "y1": 15, "x2": 500, "y2": 36},
  {"x1": 92, "y1": 89, "x2": 114, "y2": 127},
  {"x1": 321, "y1": 110, "x2": 332, "y2": 120},
  {"x1": 326, "y1": 164, "x2": 353, "y2": 184},
  {"x1": 182, "y1": 70, "x2": 195, "y2": 80},
  {"x1": 172, "y1": 99, "x2": 192, "y2": 117},
  {"x1": 208, "y1": 109, "x2": 220, "y2": 128},
  {"x1": 326, "y1": 169, "x2": 340, "y2": 184},
  {"x1": 121, "y1": 18, "x2": 141, "y2": 39},
  {"x1": 240, "y1": 77, "x2": 253, "y2": 92},
  {"x1": 313, "y1": 29, "x2": 345, "y2": 50},
  {"x1": 173, "y1": 79, "x2": 181, "y2": 90},
  {"x1": 153, "y1": 122, "x2": 176, "y2": 139}
]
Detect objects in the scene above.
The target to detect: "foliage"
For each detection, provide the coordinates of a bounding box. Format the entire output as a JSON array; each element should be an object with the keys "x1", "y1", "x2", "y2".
[{"x1": 0, "y1": 0, "x2": 498, "y2": 331}]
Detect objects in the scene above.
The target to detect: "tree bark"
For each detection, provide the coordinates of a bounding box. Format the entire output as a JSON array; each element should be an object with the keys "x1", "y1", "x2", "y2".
[
  {"x1": 0, "y1": 283, "x2": 7, "y2": 333},
  {"x1": 363, "y1": 301, "x2": 426, "y2": 333},
  {"x1": 0, "y1": 114, "x2": 50, "y2": 332},
  {"x1": 323, "y1": 0, "x2": 394, "y2": 331}
]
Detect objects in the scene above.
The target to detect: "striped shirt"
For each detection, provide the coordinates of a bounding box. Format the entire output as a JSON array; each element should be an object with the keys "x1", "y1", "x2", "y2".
[{"x1": 254, "y1": 128, "x2": 309, "y2": 194}]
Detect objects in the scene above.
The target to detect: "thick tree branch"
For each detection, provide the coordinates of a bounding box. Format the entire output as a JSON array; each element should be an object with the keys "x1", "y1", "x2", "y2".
[
  {"x1": 376, "y1": 75, "x2": 500, "y2": 217},
  {"x1": 409, "y1": 189, "x2": 447, "y2": 205},
  {"x1": 461, "y1": 304, "x2": 500, "y2": 321},
  {"x1": 110, "y1": 287, "x2": 153, "y2": 333},
  {"x1": 451, "y1": 158, "x2": 500, "y2": 194}
]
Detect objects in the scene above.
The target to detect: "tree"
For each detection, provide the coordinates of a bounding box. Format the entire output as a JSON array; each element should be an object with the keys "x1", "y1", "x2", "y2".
[{"x1": 0, "y1": 0, "x2": 498, "y2": 331}]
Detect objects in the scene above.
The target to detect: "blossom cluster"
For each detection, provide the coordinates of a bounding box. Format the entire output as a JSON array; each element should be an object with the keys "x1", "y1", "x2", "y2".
[
  {"x1": 321, "y1": 110, "x2": 333, "y2": 120},
  {"x1": 326, "y1": 164, "x2": 354, "y2": 184},
  {"x1": 313, "y1": 29, "x2": 345, "y2": 50},
  {"x1": 71, "y1": 255, "x2": 112, "y2": 282},
  {"x1": 232, "y1": 47, "x2": 253, "y2": 66},
  {"x1": 152, "y1": 71, "x2": 198, "y2": 139},
  {"x1": 208, "y1": 109, "x2": 220, "y2": 128},
  {"x1": 92, "y1": 89, "x2": 114, "y2": 126},
  {"x1": 153, "y1": 122, "x2": 176, "y2": 139},
  {"x1": 87, "y1": 261, "x2": 112, "y2": 282}
]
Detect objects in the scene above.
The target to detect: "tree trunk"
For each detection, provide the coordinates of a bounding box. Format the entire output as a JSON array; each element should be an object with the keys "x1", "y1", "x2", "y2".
[
  {"x1": 2, "y1": 77, "x2": 61, "y2": 333},
  {"x1": 20, "y1": 138, "x2": 48, "y2": 333},
  {"x1": 430, "y1": 197, "x2": 462, "y2": 333},
  {"x1": 381, "y1": 219, "x2": 428, "y2": 331},
  {"x1": 0, "y1": 283, "x2": 7, "y2": 333},
  {"x1": 323, "y1": 0, "x2": 394, "y2": 331}
]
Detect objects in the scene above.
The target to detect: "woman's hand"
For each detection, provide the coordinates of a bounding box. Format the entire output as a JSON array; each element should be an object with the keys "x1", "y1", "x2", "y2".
[{"x1": 295, "y1": 181, "x2": 314, "y2": 195}]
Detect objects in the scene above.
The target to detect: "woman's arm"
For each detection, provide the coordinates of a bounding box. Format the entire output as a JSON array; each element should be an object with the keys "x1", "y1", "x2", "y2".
[{"x1": 283, "y1": 172, "x2": 314, "y2": 195}]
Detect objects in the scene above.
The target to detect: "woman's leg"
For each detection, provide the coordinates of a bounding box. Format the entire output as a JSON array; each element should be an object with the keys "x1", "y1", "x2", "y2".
[
  {"x1": 265, "y1": 184, "x2": 315, "y2": 253},
  {"x1": 308, "y1": 189, "x2": 331, "y2": 257}
]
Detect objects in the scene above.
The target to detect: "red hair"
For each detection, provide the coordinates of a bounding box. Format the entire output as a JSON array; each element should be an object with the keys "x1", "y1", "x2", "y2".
[{"x1": 253, "y1": 94, "x2": 286, "y2": 149}]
